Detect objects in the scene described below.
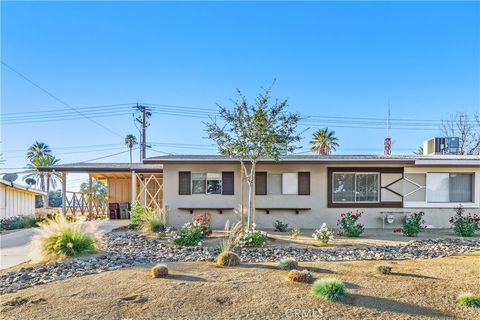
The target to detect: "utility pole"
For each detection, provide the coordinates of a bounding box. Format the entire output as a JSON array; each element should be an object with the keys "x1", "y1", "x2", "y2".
[{"x1": 134, "y1": 104, "x2": 152, "y2": 162}]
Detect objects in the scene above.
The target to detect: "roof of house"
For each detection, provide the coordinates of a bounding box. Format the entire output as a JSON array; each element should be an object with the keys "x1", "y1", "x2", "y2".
[
  {"x1": 144, "y1": 154, "x2": 480, "y2": 166},
  {"x1": 38, "y1": 162, "x2": 163, "y2": 173},
  {"x1": 0, "y1": 179, "x2": 46, "y2": 195}
]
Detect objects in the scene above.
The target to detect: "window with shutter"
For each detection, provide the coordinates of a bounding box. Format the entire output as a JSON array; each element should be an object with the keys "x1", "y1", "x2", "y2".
[
  {"x1": 255, "y1": 172, "x2": 267, "y2": 195},
  {"x1": 298, "y1": 172, "x2": 311, "y2": 195},
  {"x1": 222, "y1": 172, "x2": 234, "y2": 195},
  {"x1": 178, "y1": 171, "x2": 191, "y2": 195}
]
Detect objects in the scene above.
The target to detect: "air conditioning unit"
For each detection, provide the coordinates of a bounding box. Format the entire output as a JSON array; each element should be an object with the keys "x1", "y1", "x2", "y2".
[{"x1": 423, "y1": 137, "x2": 460, "y2": 155}]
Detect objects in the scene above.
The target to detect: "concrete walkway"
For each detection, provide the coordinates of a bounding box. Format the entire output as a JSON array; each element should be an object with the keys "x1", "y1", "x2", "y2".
[{"x1": 0, "y1": 220, "x2": 129, "y2": 270}]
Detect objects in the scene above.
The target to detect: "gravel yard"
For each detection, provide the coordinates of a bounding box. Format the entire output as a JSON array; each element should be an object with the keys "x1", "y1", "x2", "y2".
[{"x1": 1, "y1": 232, "x2": 479, "y2": 294}]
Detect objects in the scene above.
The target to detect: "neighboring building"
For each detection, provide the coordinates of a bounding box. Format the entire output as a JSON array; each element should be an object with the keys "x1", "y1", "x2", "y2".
[
  {"x1": 0, "y1": 179, "x2": 46, "y2": 219},
  {"x1": 40, "y1": 154, "x2": 480, "y2": 229}
]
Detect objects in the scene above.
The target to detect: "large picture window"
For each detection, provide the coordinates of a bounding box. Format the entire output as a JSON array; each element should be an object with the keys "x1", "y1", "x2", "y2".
[
  {"x1": 332, "y1": 172, "x2": 379, "y2": 203},
  {"x1": 192, "y1": 173, "x2": 222, "y2": 194},
  {"x1": 427, "y1": 173, "x2": 473, "y2": 203}
]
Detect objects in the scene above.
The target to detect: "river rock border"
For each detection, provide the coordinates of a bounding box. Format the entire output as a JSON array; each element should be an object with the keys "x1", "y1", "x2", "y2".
[{"x1": 1, "y1": 232, "x2": 479, "y2": 294}]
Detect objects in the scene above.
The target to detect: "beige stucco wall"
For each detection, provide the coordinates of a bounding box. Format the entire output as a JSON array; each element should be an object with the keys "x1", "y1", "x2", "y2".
[
  {"x1": 0, "y1": 184, "x2": 37, "y2": 218},
  {"x1": 163, "y1": 163, "x2": 480, "y2": 230}
]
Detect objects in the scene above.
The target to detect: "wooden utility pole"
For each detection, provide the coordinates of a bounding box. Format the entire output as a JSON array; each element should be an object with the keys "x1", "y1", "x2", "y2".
[{"x1": 134, "y1": 104, "x2": 151, "y2": 162}]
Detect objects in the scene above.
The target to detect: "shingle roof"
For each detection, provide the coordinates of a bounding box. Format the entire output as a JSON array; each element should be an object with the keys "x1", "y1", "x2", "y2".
[
  {"x1": 144, "y1": 154, "x2": 480, "y2": 165},
  {"x1": 0, "y1": 179, "x2": 46, "y2": 195}
]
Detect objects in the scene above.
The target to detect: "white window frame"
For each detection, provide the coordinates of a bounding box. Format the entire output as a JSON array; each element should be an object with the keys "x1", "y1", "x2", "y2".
[
  {"x1": 332, "y1": 172, "x2": 380, "y2": 203},
  {"x1": 191, "y1": 173, "x2": 222, "y2": 195},
  {"x1": 267, "y1": 173, "x2": 283, "y2": 195}
]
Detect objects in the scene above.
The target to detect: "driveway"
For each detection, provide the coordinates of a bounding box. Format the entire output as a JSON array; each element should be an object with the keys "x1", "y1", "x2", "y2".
[{"x1": 0, "y1": 220, "x2": 129, "y2": 270}]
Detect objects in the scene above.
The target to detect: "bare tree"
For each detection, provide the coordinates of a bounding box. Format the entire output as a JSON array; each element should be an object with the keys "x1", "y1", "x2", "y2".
[{"x1": 441, "y1": 112, "x2": 479, "y2": 155}]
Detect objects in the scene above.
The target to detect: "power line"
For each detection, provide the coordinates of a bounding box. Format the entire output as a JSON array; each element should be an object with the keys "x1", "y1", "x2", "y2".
[{"x1": 1, "y1": 61, "x2": 125, "y2": 138}]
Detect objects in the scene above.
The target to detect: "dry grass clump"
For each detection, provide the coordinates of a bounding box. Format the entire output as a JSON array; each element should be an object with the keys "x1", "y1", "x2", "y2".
[
  {"x1": 287, "y1": 269, "x2": 314, "y2": 283},
  {"x1": 277, "y1": 257, "x2": 299, "y2": 270},
  {"x1": 217, "y1": 251, "x2": 240, "y2": 267},
  {"x1": 29, "y1": 215, "x2": 103, "y2": 263},
  {"x1": 151, "y1": 264, "x2": 168, "y2": 278},
  {"x1": 375, "y1": 264, "x2": 392, "y2": 274}
]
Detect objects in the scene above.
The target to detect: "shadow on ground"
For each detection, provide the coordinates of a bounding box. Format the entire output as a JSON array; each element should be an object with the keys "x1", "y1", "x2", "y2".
[
  {"x1": 238, "y1": 263, "x2": 335, "y2": 274},
  {"x1": 343, "y1": 293, "x2": 452, "y2": 319}
]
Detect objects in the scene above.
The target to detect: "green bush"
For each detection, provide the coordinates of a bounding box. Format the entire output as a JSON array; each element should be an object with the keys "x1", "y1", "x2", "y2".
[
  {"x1": 172, "y1": 223, "x2": 205, "y2": 246},
  {"x1": 139, "y1": 209, "x2": 165, "y2": 234},
  {"x1": 456, "y1": 293, "x2": 480, "y2": 308},
  {"x1": 273, "y1": 220, "x2": 289, "y2": 232},
  {"x1": 311, "y1": 278, "x2": 346, "y2": 301},
  {"x1": 30, "y1": 216, "x2": 103, "y2": 262},
  {"x1": 450, "y1": 206, "x2": 480, "y2": 237},
  {"x1": 43, "y1": 227, "x2": 98, "y2": 257},
  {"x1": 337, "y1": 211, "x2": 364, "y2": 237},
  {"x1": 237, "y1": 225, "x2": 267, "y2": 247},
  {"x1": 129, "y1": 203, "x2": 144, "y2": 229},
  {"x1": 402, "y1": 212, "x2": 426, "y2": 237},
  {"x1": 277, "y1": 258, "x2": 298, "y2": 270}
]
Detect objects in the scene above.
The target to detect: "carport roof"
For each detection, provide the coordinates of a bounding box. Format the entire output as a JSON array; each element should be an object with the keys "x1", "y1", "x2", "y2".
[{"x1": 38, "y1": 162, "x2": 162, "y2": 173}]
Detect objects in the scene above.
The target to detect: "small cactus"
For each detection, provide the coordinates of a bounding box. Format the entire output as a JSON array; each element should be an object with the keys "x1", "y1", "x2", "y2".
[
  {"x1": 277, "y1": 257, "x2": 298, "y2": 270},
  {"x1": 151, "y1": 264, "x2": 168, "y2": 278},
  {"x1": 287, "y1": 269, "x2": 314, "y2": 283},
  {"x1": 375, "y1": 264, "x2": 392, "y2": 275},
  {"x1": 216, "y1": 251, "x2": 240, "y2": 267}
]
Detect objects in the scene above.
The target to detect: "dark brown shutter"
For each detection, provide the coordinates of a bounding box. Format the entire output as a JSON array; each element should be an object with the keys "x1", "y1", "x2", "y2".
[
  {"x1": 222, "y1": 171, "x2": 234, "y2": 195},
  {"x1": 298, "y1": 172, "x2": 310, "y2": 195},
  {"x1": 255, "y1": 172, "x2": 267, "y2": 195},
  {"x1": 179, "y1": 171, "x2": 191, "y2": 195}
]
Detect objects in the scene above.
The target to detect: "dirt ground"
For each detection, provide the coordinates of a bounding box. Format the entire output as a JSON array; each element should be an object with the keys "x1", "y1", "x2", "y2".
[{"x1": 1, "y1": 253, "x2": 479, "y2": 320}]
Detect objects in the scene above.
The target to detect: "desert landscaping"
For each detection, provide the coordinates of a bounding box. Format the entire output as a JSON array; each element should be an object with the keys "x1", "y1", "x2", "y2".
[{"x1": 1, "y1": 251, "x2": 479, "y2": 320}]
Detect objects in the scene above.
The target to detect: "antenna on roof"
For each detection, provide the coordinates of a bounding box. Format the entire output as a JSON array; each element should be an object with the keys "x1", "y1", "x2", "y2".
[{"x1": 384, "y1": 98, "x2": 392, "y2": 156}]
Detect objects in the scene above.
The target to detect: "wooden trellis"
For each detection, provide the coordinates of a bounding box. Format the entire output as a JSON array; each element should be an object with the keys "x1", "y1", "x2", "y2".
[
  {"x1": 64, "y1": 191, "x2": 107, "y2": 218},
  {"x1": 134, "y1": 173, "x2": 164, "y2": 223}
]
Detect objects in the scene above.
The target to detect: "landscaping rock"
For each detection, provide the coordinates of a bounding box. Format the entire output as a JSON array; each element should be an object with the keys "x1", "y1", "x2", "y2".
[{"x1": 0, "y1": 232, "x2": 478, "y2": 294}]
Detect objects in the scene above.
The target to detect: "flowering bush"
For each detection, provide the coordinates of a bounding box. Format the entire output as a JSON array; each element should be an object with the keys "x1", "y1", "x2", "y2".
[
  {"x1": 337, "y1": 211, "x2": 364, "y2": 237},
  {"x1": 312, "y1": 223, "x2": 334, "y2": 243},
  {"x1": 0, "y1": 215, "x2": 37, "y2": 231},
  {"x1": 193, "y1": 215, "x2": 212, "y2": 236},
  {"x1": 449, "y1": 206, "x2": 480, "y2": 237},
  {"x1": 170, "y1": 216, "x2": 211, "y2": 246},
  {"x1": 237, "y1": 224, "x2": 267, "y2": 247},
  {"x1": 402, "y1": 212, "x2": 426, "y2": 237}
]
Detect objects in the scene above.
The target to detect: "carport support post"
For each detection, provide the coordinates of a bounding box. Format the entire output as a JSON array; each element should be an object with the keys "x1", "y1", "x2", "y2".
[
  {"x1": 88, "y1": 173, "x2": 93, "y2": 220},
  {"x1": 61, "y1": 172, "x2": 67, "y2": 215},
  {"x1": 131, "y1": 170, "x2": 136, "y2": 207}
]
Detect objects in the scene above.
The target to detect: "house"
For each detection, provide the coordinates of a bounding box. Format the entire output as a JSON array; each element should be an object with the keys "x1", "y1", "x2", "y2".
[
  {"x1": 0, "y1": 179, "x2": 46, "y2": 219},
  {"x1": 40, "y1": 153, "x2": 480, "y2": 229}
]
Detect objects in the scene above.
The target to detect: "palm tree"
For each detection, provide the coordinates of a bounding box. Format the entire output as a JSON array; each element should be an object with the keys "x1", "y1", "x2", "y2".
[
  {"x1": 25, "y1": 155, "x2": 61, "y2": 208},
  {"x1": 27, "y1": 141, "x2": 52, "y2": 161},
  {"x1": 310, "y1": 128, "x2": 339, "y2": 155},
  {"x1": 124, "y1": 134, "x2": 138, "y2": 164},
  {"x1": 414, "y1": 146, "x2": 424, "y2": 155}
]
